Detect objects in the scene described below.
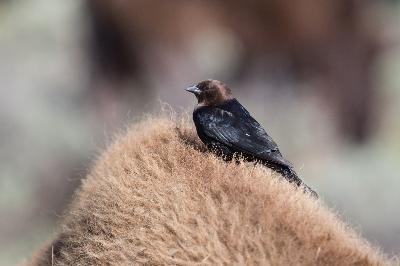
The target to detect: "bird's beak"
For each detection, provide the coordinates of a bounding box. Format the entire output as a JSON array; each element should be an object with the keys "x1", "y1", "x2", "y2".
[{"x1": 185, "y1": 85, "x2": 201, "y2": 95}]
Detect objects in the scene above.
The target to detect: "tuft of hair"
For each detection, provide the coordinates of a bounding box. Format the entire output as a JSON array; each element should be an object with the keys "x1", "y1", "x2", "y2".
[{"x1": 26, "y1": 115, "x2": 393, "y2": 265}]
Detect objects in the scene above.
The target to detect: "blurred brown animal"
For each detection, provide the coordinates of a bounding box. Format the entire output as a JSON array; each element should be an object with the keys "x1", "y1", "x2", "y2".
[
  {"x1": 86, "y1": 0, "x2": 382, "y2": 142},
  {"x1": 26, "y1": 115, "x2": 390, "y2": 265}
]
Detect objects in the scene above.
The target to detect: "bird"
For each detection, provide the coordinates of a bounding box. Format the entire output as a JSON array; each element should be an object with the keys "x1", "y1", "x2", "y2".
[{"x1": 186, "y1": 79, "x2": 318, "y2": 198}]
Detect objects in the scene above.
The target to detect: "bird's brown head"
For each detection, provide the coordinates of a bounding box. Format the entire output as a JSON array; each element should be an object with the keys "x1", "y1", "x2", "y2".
[{"x1": 186, "y1": 79, "x2": 233, "y2": 107}]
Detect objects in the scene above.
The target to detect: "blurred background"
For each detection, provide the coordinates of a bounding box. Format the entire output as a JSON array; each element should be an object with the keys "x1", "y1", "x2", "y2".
[{"x1": 1, "y1": 0, "x2": 400, "y2": 264}]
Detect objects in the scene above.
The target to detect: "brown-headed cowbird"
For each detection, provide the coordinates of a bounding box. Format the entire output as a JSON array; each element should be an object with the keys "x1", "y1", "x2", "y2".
[{"x1": 186, "y1": 79, "x2": 317, "y2": 197}]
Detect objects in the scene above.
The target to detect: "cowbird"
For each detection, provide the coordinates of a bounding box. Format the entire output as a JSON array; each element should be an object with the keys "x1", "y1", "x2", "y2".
[{"x1": 186, "y1": 79, "x2": 317, "y2": 197}]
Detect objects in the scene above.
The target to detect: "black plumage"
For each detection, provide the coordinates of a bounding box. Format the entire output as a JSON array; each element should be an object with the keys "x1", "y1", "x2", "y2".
[{"x1": 186, "y1": 79, "x2": 317, "y2": 197}]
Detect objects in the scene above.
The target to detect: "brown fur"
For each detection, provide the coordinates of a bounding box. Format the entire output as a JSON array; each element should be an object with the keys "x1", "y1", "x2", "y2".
[{"x1": 26, "y1": 115, "x2": 393, "y2": 265}]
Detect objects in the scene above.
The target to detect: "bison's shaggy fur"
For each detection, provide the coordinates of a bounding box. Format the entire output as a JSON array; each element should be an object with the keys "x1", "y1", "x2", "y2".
[{"x1": 28, "y1": 116, "x2": 391, "y2": 265}]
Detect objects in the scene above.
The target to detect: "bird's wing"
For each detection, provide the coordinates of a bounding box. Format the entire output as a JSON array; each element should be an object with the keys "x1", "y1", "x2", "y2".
[{"x1": 195, "y1": 107, "x2": 293, "y2": 168}]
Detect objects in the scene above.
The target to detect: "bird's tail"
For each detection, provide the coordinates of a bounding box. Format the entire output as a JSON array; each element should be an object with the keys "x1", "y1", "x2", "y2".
[{"x1": 273, "y1": 166, "x2": 319, "y2": 198}]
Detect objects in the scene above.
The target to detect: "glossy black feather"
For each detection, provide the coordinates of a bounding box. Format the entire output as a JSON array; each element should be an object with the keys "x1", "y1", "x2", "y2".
[
  {"x1": 194, "y1": 99, "x2": 301, "y2": 184},
  {"x1": 188, "y1": 79, "x2": 317, "y2": 198}
]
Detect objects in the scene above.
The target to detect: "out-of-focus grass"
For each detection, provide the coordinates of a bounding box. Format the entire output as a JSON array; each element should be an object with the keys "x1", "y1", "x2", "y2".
[{"x1": 0, "y1": 1, "x2": 92, "y2": 265}]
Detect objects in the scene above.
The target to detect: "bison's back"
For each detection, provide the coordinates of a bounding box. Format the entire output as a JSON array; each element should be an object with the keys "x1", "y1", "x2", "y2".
[{"x1": 27, "y1": 117, "x2": 390, "y2": 265}]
